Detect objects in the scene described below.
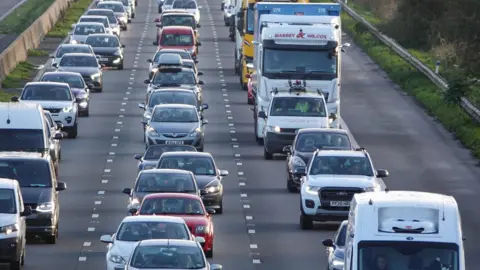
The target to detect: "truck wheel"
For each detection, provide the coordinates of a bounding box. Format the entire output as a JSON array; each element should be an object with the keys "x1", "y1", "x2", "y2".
[{"x1": 300, "y1": 211, "x2": 313, "y2": 230}]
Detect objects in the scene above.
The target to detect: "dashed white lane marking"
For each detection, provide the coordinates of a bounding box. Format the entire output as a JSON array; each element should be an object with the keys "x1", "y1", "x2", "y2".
[
  {"x1": 101, "y1": 180, "x2": 108, "y2": 184},
  {"x1": 239, "y1": 182, "x2": 246, "y2": 186},
  {"x1": 253, "y1": 259, "x2": 261, "y2": 264},
  {"x1": 87, "y1": 227, "x2": 95, "y2": 232},
  {"x1": 243, "y1": 205, "x2": 250, "y2": 209},
  {"x1": 237, "y1": 162, "x2": 242, "y2": 166},
  {"x1": 83, "y1": 242, "x2": 91, "y2": 247},
  {"x1": 78, "y1": 257, "x2": 87, "y2": 261},
  {"x1": 250, "y1": 244, "x2": 258, "y2": 249},
  {"x1": 109, "y1": 152, "x2": 115, "y2": 156},
  {"x1": 241, "y1": 194, "x2": 248, "y2": 198},
  {"x1": 104, "y1": 169, "x2": 111, "y2": 173},
  {"x1": 245, "y1": 215, "x2": 252, "y2": 219},
  {"x1": 97, "y1": 191, "x2": 105, "y2": 195},
  {"x1": 238, "y1": 172, "x2": 244, "y2": 176},
  {"x1": 92, "y1": 214, "x2": 99, "y2": 218},
  {"x1": 94, "y1": 201, "x2": 101, "y2": 205},
  {"x1": 248, "y1": 229, "x2": 255, "y2": 234}
]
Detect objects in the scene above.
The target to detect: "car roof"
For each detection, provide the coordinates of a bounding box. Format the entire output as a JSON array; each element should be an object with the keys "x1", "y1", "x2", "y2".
[
  {"x1": 143, "y1": 192, "x2": 201, "y2": 200},
  {"x1": 298, "y1": 128, "x2": 349, "y2": 135},
  {"x1": 98, "y1": 1, "x2": 123, "y2": 5},
  {"x1": 161, "y1": 26, "x2": 193, "y2": 32},
  {"x1": 150, "y1": 88, "x2": 195, "y2": 94},
  {"x1": 160, "y1": 152, "x2": 212, "y2": 158},
  {"x1": 157, "y1": 48, "x2": 188, "y2": 53},
  {"x1": 0, "y1": 152, "x2": 45, "y2": 159},
  {"x1": 25, "y1": 81, "x2": 70, "y2": 88},
  {"x1": 0, "y1": 178, "x2": 16, "y2": 189},
  {"x1": 88, "y1": 8, "x2": 115, "y2": 13},
  {"x1": 139, "y1": 168, "x2": 192, "y2": 175},
  {"x1": 314, "y1": 150, "x2": 367, "y2": 157},
  {"x1": 121, "y1": 215, "x2": 186, "y2": 223},
  {"x1": 75, "y1": 22, "x2": 105, "y2": 27},
  {"x1": 58, "y1": 44, "x2": 91, "y2": 48},
  {"x1": 42, "y1": 71, "x2": 83, "y2": 78},
  {"x1": 61, "y1": 52, "x2": 95, "y2": 57},
  {"x1": 153, "y1": 103, "x2": 196, "y2": 109},
  {"x1": 80, "y1": 15, "x2": 108, "y2": 19},
  {"x1": 138, "y1": 239, "x2": 198, "y2": 247},
  {"x1": 163, "y1": 11, "x2": 194, "y2": 16},
  {"x1": 86, "y1": 33, "x2": 117, "y2": 38}
]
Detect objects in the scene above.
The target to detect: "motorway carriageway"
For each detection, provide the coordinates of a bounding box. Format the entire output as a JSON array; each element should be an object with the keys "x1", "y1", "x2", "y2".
[{"x1": 22, "y1": 0, "x2": 480, "y2": 269}]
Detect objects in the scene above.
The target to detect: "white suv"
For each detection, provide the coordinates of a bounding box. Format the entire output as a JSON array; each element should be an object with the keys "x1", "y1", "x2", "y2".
[
  {"x1": 299, "y1": 148, "x2": 389, "y2": 229},
  {"x1": 19, "y1": 82, "x2": 79, "y2": 138}
]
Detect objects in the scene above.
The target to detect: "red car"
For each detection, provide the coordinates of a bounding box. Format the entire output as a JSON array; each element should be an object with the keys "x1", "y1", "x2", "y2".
[
  {"x1": 152, "y1": 26, "x2": 200, "y2": 60},
  {"x1": 246, "y1": 73, "x2": 255, "y2": 105},
  {"x1": 129, "y1": 193, "x2": 216, "y2": 257}
]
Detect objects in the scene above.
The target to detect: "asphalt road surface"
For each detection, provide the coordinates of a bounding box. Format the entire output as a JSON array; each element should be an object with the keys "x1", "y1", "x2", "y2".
[
  {"x1": 0, "y1": 0, "x2": 25, "y2": 52},
  {"x1": 0, "y1": 0, "x2": 20, "y2": 18},
  {"x1": 21, "y1": 0, "x2": 480, "y2": 269}
]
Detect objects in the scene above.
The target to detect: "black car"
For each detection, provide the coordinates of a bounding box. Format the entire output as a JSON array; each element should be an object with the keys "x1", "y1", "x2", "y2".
[
  {"x1": 40, "y1": 71, "x2": 92, "y2": 116},
  {"x1": 85, "y1": 33, "x2": 125, "y2": 69},
  {"x1": 134, "y1": 144, "x2": 197, "y2": 171},
  {"x1": 156, "y1": 152, "x2": 228, "y2": 213},
  {"x1": 0, "y1": 152, "x2": 66, "y2": 244},
  {"x1": 52, "y1": 52, "x2": 104, "y2": 92},
  {"x1": 283, "y1": 128, "x2": 353, "y2": 193},
  {"x1": 122, "y1": 169, "x2": 200, "y2": 211},
  {"x1": 322, "y1": 220, "x2": 347, "y2": 270}
]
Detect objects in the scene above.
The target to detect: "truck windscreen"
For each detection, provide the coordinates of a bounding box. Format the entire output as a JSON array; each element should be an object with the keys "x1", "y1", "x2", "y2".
[
  {"x1": 262, "y1": 48, "x2": 337, "y2": 80},
  {"x1": 246, "y1": 8, "x2": 254, "y2": 34}
]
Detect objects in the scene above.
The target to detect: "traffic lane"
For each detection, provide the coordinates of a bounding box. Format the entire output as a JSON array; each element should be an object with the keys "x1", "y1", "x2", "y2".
[
  {"x1": 341, "y1": 38, "x2": 480, "y2": 264},
  {"x1": 0, "y1": 0, "x2": 19, "y2": 17}
]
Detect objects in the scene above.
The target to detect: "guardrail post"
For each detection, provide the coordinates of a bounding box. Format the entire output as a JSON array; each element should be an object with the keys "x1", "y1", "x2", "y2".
[{"x1": 435, "y1": 60, "x2": 440, "y2": 74}]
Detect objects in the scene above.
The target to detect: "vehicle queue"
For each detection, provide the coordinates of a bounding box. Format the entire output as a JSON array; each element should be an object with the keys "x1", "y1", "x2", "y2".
[{"x1": 0, "y1": 0, "x2": 465, "y2": 270}]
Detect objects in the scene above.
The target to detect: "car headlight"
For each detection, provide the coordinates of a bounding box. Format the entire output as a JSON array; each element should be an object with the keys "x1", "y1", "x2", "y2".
[
  {"x1": 265, "y1": 125, "x2": 280, "y2": 133},
  {"x1": 305, "y1": 185, "x2": 320, "y2": 194},
  {"x1": 151, "y1": 67, "x2": 158, "y2": 73},
  {"x1": 143, "y1": 165, "x2": 154, "y2": 170},
  {"x1": 143, "y1": 112, "x2": 152, "y2": 120},
  {"x1": 189, "y1": 128, "x2": 201, "y2": 137},
  {"x1": 63, "y1": 105, "x2": 73, "y2": 113},
  {"x1": 291, "y1": 156, "x2": 306, "y2": 167},
  {"x1": 113, "y1": 50, "x2": 122, "y2": 56},
  {"x1": 0, "y1": 224, "x2": 18, "y2": 234},
  {"x1": 79, "y1": 101, "x2": 88, "y2": 108},
  {"x1": 188, "y1": 48, "x2": 195, "y2": 54},
  {"x1": 37, "y1": 202, "x2": 55, "y2": 212},
  {"x1": 70, "y1": 40, "x2": 78, "y2": 44},
  {"x1": 331, "y1": 257, "x2": 344, "y2": 269},
  {"x1": 91, "y1": 73, "x2": 101, "y2": 80},
  {"x1": 108, "y1": 254, "x2": 126, "y2": 264},
  {"x1": 147, "y1": 127, "x2": 159, "y2": 136},
  {"x1": 195, "y1": 225, "x2": 208, "y2": 234},
  {"x1": 205, "y1": 185, "x2": 220, "y2": 193}
]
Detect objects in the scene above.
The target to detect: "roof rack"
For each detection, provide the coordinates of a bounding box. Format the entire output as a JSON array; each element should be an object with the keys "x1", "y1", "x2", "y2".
[{"x1": 271, "y1": 79, "x2": 323, "y2": 96}]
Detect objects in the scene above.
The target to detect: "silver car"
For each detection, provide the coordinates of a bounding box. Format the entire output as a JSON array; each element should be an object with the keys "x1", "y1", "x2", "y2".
[
  {"x1": 49, "y1": 44, "x2": 96, "y2": 67},
  {"x1": 76, "y1": 15, "x2": 114, "y2": 35},
  {"x1": 144, "y1": 104, "x2": 207, "y2": 151},
  {"x1": 69, "y1": 22, "x2": 106, "y2": 44},
  {"x1": 96, "y1": 1, "x2": 128, "y2": 30},
  {"x1": 113, "y1": 0, "x2": 135, "y2": 20},
  {"x1": 85, "y1": 9, "x2": 121, "y2": 36}
]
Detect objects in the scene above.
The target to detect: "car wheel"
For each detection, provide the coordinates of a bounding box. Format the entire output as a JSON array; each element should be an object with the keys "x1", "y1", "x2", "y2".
[
  {"x1": 254, "y1": 118, "x2": 264, "y2": 145},
  {"x1": 44, "y1": 232, "x2": 57, "y2": 244},
  {"x1": 68, "y1": 122, "x2": 78, "y2": 139},
  {"x1": 132, "y1": 12, "x2": 135, "y2": 18},
  {"x1": 20, "y1": 249, "x2": 25, "y2": 266},
  {"x1": 287, "y1": 174, "x2": 297, "y2": 193},
  {"x1": 247, "y1": 96, "x2": 254, "y2": 105},
  {"x1": 84, "y1": 107, "x2": 90, "y2": 117},
  {"x1": 300, "y1": 209, "x2": 313, "y2": 230},
  {"x1": 10, "y1": 259, "x2": 21, "y2": 270},
  {"x1": 97, "y1": 87, "x2": 103, "y2": 92},
  {"x1": 216, "y1": 201, "x2": 223, "y2": 214},
  {"x1": 118, "y1": 62, "x2": 124, "y2": 70},
  {"x1": 205, "y1": 247, "x2": 213, "y2": 258},
  {"x1": 264, "y1": 147, "x2": 273, "y2": 160}
]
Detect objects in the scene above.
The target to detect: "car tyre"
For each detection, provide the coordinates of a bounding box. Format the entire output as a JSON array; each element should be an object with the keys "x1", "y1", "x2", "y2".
[
  {"x1": 254, "y1": 119, "x2": 264, "y2": 145},
  {"x1": 10, "y1": 258, "x2": 21, "y2": 270},
  {"x1": 132, "y1": 12, "x2": 135, "y2": 18},
  {"x1": 216, "y1": 201, "x2": 223, "y2": 214},
  {"x1": 44, "y1": 231, "x2": 57, "y2": 244},
  {"x1": 118, "y1": 62, "x2": 124, "y2": 70},
  {"x1": 20, "y1": 249, "x2": 25, "y2": 266},
  {"x1": 205, "y1": 248, "x2": 213, "y2": 258},
  {"x1": 247, "y1": 97, "x2": 254, "y2": 105},
  {"x1": 68, "y1": 122, "x2": 78, "y2": 139},
  {"x1": 287, "y1": 175, "x2": 297, "y2": 193},
  {"x1": 264, "y1": 147, "x2": 273, "y2": 160},
  {"x1": 83, "y1": 107, "x2": 90, "y2": 117},
  {"x1": 300, "y1": 208, "x2": 313, "y2": 230},
  {"x1": 158, "y1": 7, "x2": 162, "y2": 13}
]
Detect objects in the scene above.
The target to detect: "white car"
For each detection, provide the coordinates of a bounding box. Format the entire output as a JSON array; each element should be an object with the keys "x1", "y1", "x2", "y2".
[
  {"x1": 76, "y1": 15, "x2": 115, "y2": 35},
  {"x1": 125, "y1": 239, "x2": 222, "y2": 270},
  {"x1": 49, "y1": 44, "x2": 96, "y2": 68},
  {"x1": 171, "y1": 0, "x2": 200, "y2": 24},
  {"x1": 299, "y1": 148, "x2": 389, "y2": 229},
  {"x1": 162, "y1": 0, "x2": 175, "y2": 11},
  {"x1": 100, "y1": 215, "x2": 202, "y2": 270},
  {"x1": 69, "y1": 22, "x2": 106, "y2": 44},
  {"x1": 19, "y1": 82, "x2": 79, "y2": 138}
]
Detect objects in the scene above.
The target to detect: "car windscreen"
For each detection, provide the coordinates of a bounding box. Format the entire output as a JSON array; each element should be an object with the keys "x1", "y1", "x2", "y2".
[
  {"x1": 149, "y1": 91, "x2": 196, "y2": 108},
  {"x1": 153, "y1": 51, "x2": 191, "y2": 62},
  {"x1": 295, "y1": 132, "x2": 351, "y2": 152},
  {"x1": 56, "y1": 46, "x2": 92, "y2": 58},
  {"x1": 157, "y1": 156, "x2": 215, "y2": 176},
  {"x1": 144, "y1": 145, "x2": 196, "y2": 160},
  {"x1": 151, "y1": 107, "x2": 198, "y2": 122},
  {"x1": 0, "y1": 129, "x2": 44, "y2": 150},
  {"x1": 152, "y1": 70, "x2": 195, "y2": 85},
  {"x1": 80, "y1": 17, "x2": 109, "y2": 28},
  {"x1": 41, "y1": 74, "x2": 85, "y2": 89},
  {"x1": 173, "y1": 0, "x2": 197, "y2": 9},
  {"x1": 130, "y1": 245, "x2": 205, "y2": 269},
  {"x1": 85, "y1": 35, "x2": 119, "y2": 47},
  {"x1": 59, "y1": 55, "x2": 98, "y2": 67},
  {"x1": 21, "y1": 85, "x2": 72, "y2": 101},
  {"x1": 140, "y1": 197, "x2": 205, "y2": 215},
  {"x1": 87, "y1": 10, "x2": 117, "y2": 24},
  {"x1": 0, "y1": 160, "x2": 52, "y2": 187},
  {"x1": 97, "y1": 3, "x2": 125, "y2": 12},
  {"x1": 310, "y1": 156, "x2": 374, "y2": 177},
  {"x1": 74, "y1": 24, "x2": 105, "y2": 35},
  {"x1": 116, "y1": 221, "x2": 190, "y2": 241},
  {"x1": 135, "y1": 172, "x2": 196, "y2": 193},
  {"x1": 162, "y1": 15, "x2": 195, "y2": 28},
  {"x1": 160, "y1": 33, "x2": 193, "y2": 46},
  {"x1": 0, "y1": 189, "x2": 16, "y2": 214}
]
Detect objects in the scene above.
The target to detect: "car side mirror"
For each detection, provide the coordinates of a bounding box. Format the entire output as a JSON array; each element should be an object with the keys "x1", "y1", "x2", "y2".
[
  {"x1": 211, "y1": 264, "x2": 223, "y2": 270},
  {"x1": 156, "y1": 23, "x2": 162, "y2": 28},
  {"x1": 202, "y1": 119, "x2": 208, "y2": 125},
  {"x1": 54, "y1": 132, "x2": 63, "y2": 140},
  {"x1": 154, "y1": 18, "x2": 160, "y2": 22},
  {"x1": 100, "y1": 234, "x2": 113, "y2": 243},
  {"x1": 21, "y1": 206, "x2": 32, "y2": 217},
  {"x1": 153, "y1": 41, "x2": 158, "y2": 46},
  {"x1": 52, "y1": 63, "x2": 58, "y2": 68},
  {"x1": 194, "y1": 60, "x2": 198, "y2": 64},
  {"x1": 197, "y1": 24, "x2": 201, "y2": 28},
  {"x1": 86, "y1": 82, "x2": 95, "y2": 89},
  {"x1": 219, "y1": 170, "x2": 228, "y2": 176},
  {"x1": 138, "y1": 102, "x2": 146, "y2": 109},
  {"x1": 122, "y1": 188, "x2": 132, "y2": 195},
  {"x1": 197, "y1": 42, "x2": 202, "y2": 46},
  {"x1": 134, "y1": 154, "x2": 142, "y2": 160},
  {"x1": 245, "y1": 73, "x2": 251, "y2": 79},
  {"x1": 376, "y1": 169, "x2": 389, "y2": 178},
  {"x1": 56, "y1": 181, "x2": 67, "y2": 191},
  {"x1": 128, "y1": 208, "x2": 137, "y2": 214},
  {"x1": 49, "y1": 54, "x2": 55, "y2": 58},
  {"x1": 71, "y1": 24, "x2": 77, "y2": 28},
  {"x1": 322, "y1": 239, "x2": 334, "y2": 247},
  {"x1": 198, "y1": 80, "x2": 204, "y2": 85},
  {"x1": 197, "y1": 71, "x2": 203, "y2": 76},
  {"x1": 201, "y1": 104, "x2": 208, "y2": 110},
  {"x1": 144, "y1": 79, "x2": 151, "y2": 84},
  {"x1": 195, "y1": 236, "x2": 205, "y2": 243},
  {"x1": 56, "y1": 123, "x2": 64, "y2": 130},
  {"x1": 10, "y1": 96, "x2": 19, "y2": 102},
  {"x1": 121, "y1": 44, "x2": 126, "y2": 48},
  {"x1": 96, "y1": 55, "x2": 101, "y2": 59},
  {"x1": 293, "y1": 167, "x2": 306, "y2": 176},
  {"x1": 258, "y1": 111, "x2": 267, "y2": 119},
  {"x1": 207, "y1": 209, "x2": 215, "y2": 214},
  {"x1": 282, "y1": 145, "x2": 291, "y2": 153},
  {"x1": 147, "y1": 59, "x2": 152, "y2": 63}
]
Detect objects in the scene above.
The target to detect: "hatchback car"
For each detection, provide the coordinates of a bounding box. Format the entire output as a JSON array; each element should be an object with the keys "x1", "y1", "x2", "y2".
[
  {"x1": 49, "y1": 44, "x2": 96, "y2": 67},
  {"x1": 85, "y1": 33, "x2": 125, "y2": 69},
  {"x1": 69, "y1": 22, "x2": 106, "y2": 44},
  {"x1": 153, "y1": 26, "x2": 200, "y2": 59},
  {"x1": 134, "y1": 144, "x2": 197, "y2": 171},
  {"x1": 96, "y1": 1, "x2": 128, "y2": 30},
  {"x1": 76, "y1": 15, "x2": 114, "y2": 35},
  {"x1": 52, "y1": 52, "x2": 104, "y2": 92},
  {"x1": 147, "y1": 48, "x2": 193, "y2": 78},
  {"x1": 322, "y1": 220, "x2": 347, "y2": 270},
  {"x1": 85, "y1": 9, "x2": 121, "y2": 36}
]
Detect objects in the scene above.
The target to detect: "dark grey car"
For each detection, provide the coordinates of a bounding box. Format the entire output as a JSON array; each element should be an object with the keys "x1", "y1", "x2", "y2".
[
  {"x1": 122, "y1": 169, "x2": 200, "y2": 211},
  {"x1": 96, "y1": 1, "x2": 128, "y2": 30},
  {"x1": 155, "y1": 152, "x2": 228, "y2": 214},
  {"x1": 85, "y1": 9, "x2": 121, "y2": 36},
  {"x1": 322, "y1": 220, "x2": 347, "y2": 270},
  {"x1": 85, "y1": 33, "x2": 125, "y2": 69},
  {"x1": 134, "y1": 144, "x2": 197, "y2": 171},
  {"x1": 52, "y1": 52, "x2": 104, "y2": 92}
]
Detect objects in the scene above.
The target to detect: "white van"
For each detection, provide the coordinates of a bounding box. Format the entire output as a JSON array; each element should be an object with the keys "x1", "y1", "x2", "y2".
[
  {"x1": 0, "y1": 102, "x2": 62, "y2": 161},
  {"x1": 345, "y1": 191, "x2": 465, "y2": 270}
]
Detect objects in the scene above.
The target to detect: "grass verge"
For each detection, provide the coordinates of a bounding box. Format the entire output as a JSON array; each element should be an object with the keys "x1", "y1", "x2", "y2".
[
  {"x1": 341, "y1": 1, "x2": 480, "y2": 111},
  {"x1": 338, "y1": 7, "x2": 480, "y2": 158},
  {"x1": 0, "y1": 0, "x2": 56, "y2": 34},
  {"x1": 47, "y1": 0, "x2": 94, "y2": 38},
  {"x1": 0, "y1": 61, "x2": 36, "y2": 89},
  {"x1": 28, "y1": 49, "x2": 49, "y2": 56}
]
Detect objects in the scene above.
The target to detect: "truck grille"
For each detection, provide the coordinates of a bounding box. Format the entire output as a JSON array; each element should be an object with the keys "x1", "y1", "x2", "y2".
[{"x1": 319, "y1": 187, "x2": 363, "y2": 211}]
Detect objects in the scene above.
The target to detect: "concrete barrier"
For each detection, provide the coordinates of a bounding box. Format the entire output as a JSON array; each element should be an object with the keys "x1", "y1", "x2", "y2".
[{"x1": 0, "y1": 0, "x2": 73, "y2": 81}]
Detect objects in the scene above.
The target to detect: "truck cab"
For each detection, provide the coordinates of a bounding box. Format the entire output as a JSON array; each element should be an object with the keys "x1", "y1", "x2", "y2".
[
  {"x1": 257, "y1": 79, "x2": 336, "y2": 159},
  {"x1": 345, "y1": 191, "x2": 465, "y2": 270}
]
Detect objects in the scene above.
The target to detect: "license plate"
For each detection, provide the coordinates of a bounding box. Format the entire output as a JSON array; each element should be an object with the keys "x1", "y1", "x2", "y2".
[
  {"x1": 330, "y1": 201, "x2": 350, "y2": 207},
  {"x1": 165, "y1": 141, "x2": 184, "y2": 145},
  {"x1": 99, "y1": 58, "x2": 108, "y2": 61}
]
